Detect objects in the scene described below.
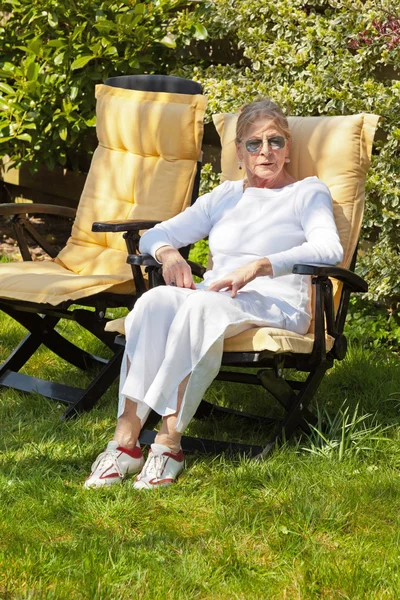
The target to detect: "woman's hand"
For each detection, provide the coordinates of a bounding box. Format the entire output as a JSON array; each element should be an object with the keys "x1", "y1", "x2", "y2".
[
  {"x1": 155, "y1": 245, "x2": 196, "y2": 289},
  {"x1": 208, "y1": 258, "x2": 272, "y2": 298}
]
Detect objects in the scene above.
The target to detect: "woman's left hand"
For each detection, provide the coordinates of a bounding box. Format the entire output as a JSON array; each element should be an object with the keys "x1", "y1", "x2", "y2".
[{"x1": 208, "y1": 258, "x2": 273, "y2": 298}]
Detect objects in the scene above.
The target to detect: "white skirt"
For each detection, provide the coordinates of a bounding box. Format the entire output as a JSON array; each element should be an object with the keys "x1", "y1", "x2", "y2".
[{"x1": 119, "y1": 285, "x2": 308, "y2": 433}]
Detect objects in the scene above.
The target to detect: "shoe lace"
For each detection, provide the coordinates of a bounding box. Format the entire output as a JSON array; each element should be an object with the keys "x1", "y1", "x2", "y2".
[
  {"x1": 142, "y1": 452, "x2": 166, "y2": 480},
  {"x1": 91, "y1": 450, "x2": 123, "y2": 478}
]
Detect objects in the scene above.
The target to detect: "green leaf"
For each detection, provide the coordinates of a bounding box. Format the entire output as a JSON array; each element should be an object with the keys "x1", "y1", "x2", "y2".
[
  {"x1": 1, "y1": 62, "x2": 16, "y2": 73},
  {"x1": 70, "y1": 86, "x2": 79, "y2": 101},
  {"x1": 48, "y1": 12, "x2": 58, "y2": 28},
  {"x1": 27, "y1": 37, "x2": 42, "y2": 56},
  {"x1": 71, "y1": 55, "x2": 96, "y2": 70},
  {"x1": 0, "y1": 83, "x2": 15, "y2": 95},
  {"x1": 104, "y1": 45, "x2": 118, "y2": 56},
  {"x1": 16, "y1": 133, "x2": 32, "y2": 142},
  {"x1": 193, "y1": 23, "x2": 208, "y2": 41},
  {"x1": 89, "y1": 41, "x2": 102, "y2": 55},
  {"x1": 128, "y1": 58, "x2": 140, "y2": 69},
  {"x1": 54, "y1": 52, "x2": 65, "y2": 66},
  {"x1": 94, "y1": 20, "x2": 115, "y2": 34},
  {"x1": 134, "y1": 3, "x2": 146, "y2": 15},
  {"x1": 26, "y1": 80, "x2": 40, "y2": 96},
  {"x1": 84, "y1": 116, "x2": 96, "y2": 127},
  {"x1": 59, "y1": 127, "x2": 67, "y2": 141},
  {"x1": 26, "y1": 61, "x2": 39, "y2": 81},
  {"x1": 160, "y1": 35, "x2": 176, "y2": 49},
  {"x1": 47, "y1": 40, "x2": 66, "y2": 48},
  {"x1": 72, "y1": 23, "x2": 87, "y2": 41}
]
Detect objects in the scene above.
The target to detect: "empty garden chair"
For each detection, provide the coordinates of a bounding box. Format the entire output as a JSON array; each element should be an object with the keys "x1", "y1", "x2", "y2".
[{"x1": 0, "y1": 75, "x2": 207, "y2": 419}]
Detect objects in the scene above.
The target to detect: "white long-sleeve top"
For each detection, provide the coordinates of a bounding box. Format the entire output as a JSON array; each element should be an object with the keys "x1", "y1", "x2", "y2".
[{"x1": 139, "y1": 177, "x2": 343, "y2": 327}]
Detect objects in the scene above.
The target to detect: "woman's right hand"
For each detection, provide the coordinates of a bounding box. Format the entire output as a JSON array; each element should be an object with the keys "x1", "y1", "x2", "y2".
[{"x1": 155, "y1": 245, "x2": 196, "y2": 289}]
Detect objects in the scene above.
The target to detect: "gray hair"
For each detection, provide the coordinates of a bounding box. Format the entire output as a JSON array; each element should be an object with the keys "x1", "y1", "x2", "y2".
[{"x1": 235, "y1": 99, "x2": 291, "y2": 143}]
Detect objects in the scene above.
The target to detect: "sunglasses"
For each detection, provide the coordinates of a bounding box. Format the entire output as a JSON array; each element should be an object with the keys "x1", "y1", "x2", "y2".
[{"x1": 244, "y1": 136, "x2": 286, "y2": 153}]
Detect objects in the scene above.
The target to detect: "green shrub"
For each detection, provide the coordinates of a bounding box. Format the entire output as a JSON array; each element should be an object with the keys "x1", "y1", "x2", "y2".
[
  {"x1": 183, "y1": 0, "x2": 400, "y2": 308},
  {"x1": 345, "y1": 296, "x2": 400, "y2": 350},
  {"x1": 0, "y1": 0, "x2": 207, "y2": 171}
]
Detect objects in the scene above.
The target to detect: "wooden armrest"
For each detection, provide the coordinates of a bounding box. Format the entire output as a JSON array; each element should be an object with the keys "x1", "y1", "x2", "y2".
[
  {"x1": 0, "y1": 203, "x2": 76, "y2": 219},
  {"x1": 187, "y1": 260, "x2": 206, "y2": 278},
  {"x1": 127, "y1": 253, "x2": 158, "y2": 266},
  {"x1": 127, "y1": 254, "x2": 206, "y2": 278},
  {"x1": 292, "y1": 264, "x2": 368, "y2": 293},
  {"x1": 92, "y1": 220, "x2": 161, "y2": 233},
  {"x1": 0, "y1": 202, "x2": 75, "y2": 261}
]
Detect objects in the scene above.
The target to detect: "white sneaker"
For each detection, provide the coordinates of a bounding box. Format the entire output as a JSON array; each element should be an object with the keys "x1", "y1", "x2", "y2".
[
  {"x1": 133, "y1": 444, "x2": 185, "y2": 490},
  {"x1": 84, "y1": 440, "x2": 145, "y2": 489}
]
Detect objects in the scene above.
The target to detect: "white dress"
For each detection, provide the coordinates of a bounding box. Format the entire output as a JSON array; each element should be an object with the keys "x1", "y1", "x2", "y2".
[{"x1": 119, "y1": 177, "x2": 343, "y2": 432}]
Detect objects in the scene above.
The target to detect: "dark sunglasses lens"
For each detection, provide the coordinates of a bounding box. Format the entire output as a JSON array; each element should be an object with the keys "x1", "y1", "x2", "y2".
[
  {"x1": 245, "y1": 136, "x2": 286, "y2": 153},
  {"x1": 269, "y1": 136, "x2": 286, "y2": 150},
  {"x1": 245, "y1": 139, "x2": 262, "y2": 153}
]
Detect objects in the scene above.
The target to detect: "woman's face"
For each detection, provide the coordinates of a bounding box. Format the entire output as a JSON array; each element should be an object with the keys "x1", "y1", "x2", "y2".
[{"x1": 236, "y1": 119, "x2": 291, "y2": 188}]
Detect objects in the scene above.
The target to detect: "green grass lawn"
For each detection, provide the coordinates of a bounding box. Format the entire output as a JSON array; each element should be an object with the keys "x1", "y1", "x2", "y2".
[{"x1": 1, "y1": 311, "x2": 400, "y2": 599}]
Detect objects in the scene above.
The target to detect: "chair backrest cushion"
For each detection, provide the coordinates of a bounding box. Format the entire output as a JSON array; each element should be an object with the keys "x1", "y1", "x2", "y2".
[
  {"x1": 56, "y1": 85, "x2": 207, "y2": 290},
  {"x1": 213, "y1": 112, "x2": 379, "y2": 272},
  {"x1": 212, "y1": 112, "x2": 379, "y2": 331}
]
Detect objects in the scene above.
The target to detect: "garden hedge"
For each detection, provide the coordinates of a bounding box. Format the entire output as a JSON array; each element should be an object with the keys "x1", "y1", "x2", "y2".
[
  {"x1": 188, "y1": 0, "x2": 400, "y2": 308},
  {"x1": 0, "y1": 0, "x2": 207, "y2": 171}
]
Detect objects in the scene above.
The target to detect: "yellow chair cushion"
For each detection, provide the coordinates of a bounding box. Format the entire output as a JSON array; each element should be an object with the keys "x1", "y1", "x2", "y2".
[
  {"x1": 223, "y1": 327, "x2": 334, "y2": 354},
  {"x1": 213, "y1": 112, "x2": 379, "y2": 271},
  {"x1": 0, "y1": 85, "x2": 207, "y2": 305},
  {"x1": 0, "y1": 261, "x2": 133, "y2": 305},
  {"x1": 104, "y1": 316, "x2": 335, "y2": 355}
]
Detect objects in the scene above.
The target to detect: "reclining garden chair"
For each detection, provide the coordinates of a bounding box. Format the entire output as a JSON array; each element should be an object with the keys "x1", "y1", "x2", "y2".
[
  {"x1": 0, "y1": 75, "x2": 207, "y2": 420},
  {"x1": 104, "y1": 111, "x2": 379, "y2": 457}
]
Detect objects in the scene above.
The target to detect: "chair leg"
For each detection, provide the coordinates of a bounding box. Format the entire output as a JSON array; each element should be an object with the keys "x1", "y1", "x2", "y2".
[
  {"x1": 60, "y1": 344, "x2": 125, "y2": 419},
  {"x1": 138, "y1": 428, "x2": 263, "y2": 457},
  {"x1": 138, "y1": 402, "x2": 268, "y2": 456},
  {"x1": 0, "y1": 305, "x2": 107, "y2": 370},
  {"x1": 256, "y1": 362, "x2": 329, "y2": 460},
  {"x1": 0, "y1": 330, "x2": 43, "y2": 377},
  {"x1": 0, "y1": 304, "x2": 123, "y2": 415},
  {"x1": 193, "y1": 399, "x2": 278, "y2": 424},
  {"x1": 258, "y1": 369, "x2": 318, "y2": 433}
]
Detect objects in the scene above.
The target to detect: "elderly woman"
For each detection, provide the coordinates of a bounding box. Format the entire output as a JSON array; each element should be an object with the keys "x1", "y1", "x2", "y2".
[{"x1": 85, "y1": 99, "x2": 343, "y2": 489}]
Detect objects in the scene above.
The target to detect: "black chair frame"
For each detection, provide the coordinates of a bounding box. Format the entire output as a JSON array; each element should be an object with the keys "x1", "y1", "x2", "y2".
[
  {"x1": 89, "y1": 217, "x2": 367, "y2": 458},
  {"x1": 0, "y1": 75, "x2": 203, "y2": 420}
]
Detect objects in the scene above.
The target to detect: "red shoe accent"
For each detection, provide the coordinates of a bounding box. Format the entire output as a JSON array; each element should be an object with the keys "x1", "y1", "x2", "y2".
[
  {"x1": 100, "y1": 472, "x2": 120, "y2": 479},
  {"x1": 150, "y1": 449, "x2": 184, "y2": 462},
  {"x1": 148, "y1": 478, "x2": 175, "y2": 486},
  {"x1": 117, "y1": 445, "x2": 143, "y2": 459}
]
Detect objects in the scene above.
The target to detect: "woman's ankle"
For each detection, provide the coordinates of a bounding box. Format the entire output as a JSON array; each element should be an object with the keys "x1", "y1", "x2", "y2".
[
  {"x1": 154, "y1": 433, "x2": 182, "y2": 454},
  {"x1": 113, "y1": 412, "x2": 142, "y2": 450},
  {"x1": 112, "y1": 436, "x2": 139, "y2": 451}
]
